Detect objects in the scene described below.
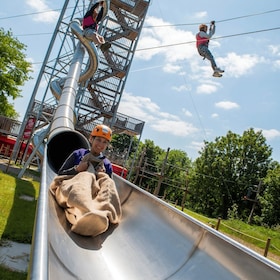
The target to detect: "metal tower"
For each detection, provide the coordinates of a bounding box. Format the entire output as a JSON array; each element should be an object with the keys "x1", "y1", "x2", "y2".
[{"x1": 13, "y1": 0, "x2": 150, "y2": 163}]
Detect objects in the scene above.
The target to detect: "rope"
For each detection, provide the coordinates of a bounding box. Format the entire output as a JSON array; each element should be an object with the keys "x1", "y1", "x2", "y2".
[
  {"x1": 136, "y1": 26, "x2": 280, "y2": 52},
  {"x1": 221, "y1": 221, "x2": 280, "y2": 253},
  {"x1": 221, "y1": 222, "x2": 266, "y2": 243},
  {"x1": 143, "y1": 8, "x2": 280, "y2": 28}
]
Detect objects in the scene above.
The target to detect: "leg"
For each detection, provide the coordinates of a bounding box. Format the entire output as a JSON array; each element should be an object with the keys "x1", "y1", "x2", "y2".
[
  {"x1": 84, "y1": 29, "x2": 105, "y2": 45},
  {"x1": 198, "y1": 45, "x2": 217, "y2": 70},
  {"x1": 94, "y1": 172, "x2": 122, "y2": 224}
]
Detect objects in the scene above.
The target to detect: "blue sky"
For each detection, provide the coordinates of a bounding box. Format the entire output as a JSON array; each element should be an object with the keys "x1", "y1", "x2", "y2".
[{"x1": 1, "y1": 0, "x2": 280, "y2": 162}]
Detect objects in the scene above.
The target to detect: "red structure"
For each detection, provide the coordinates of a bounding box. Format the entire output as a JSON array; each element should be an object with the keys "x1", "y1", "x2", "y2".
[
  {"x1": 0, "y1": 135, "x2": 33, "y2": 159},
  {"x1": 112, "y1": 163, "x2": 128, "y2": 179}
]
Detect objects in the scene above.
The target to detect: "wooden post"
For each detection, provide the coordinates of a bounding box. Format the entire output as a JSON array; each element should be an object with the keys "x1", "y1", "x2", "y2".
[
  {"x1": 133, "y1": 148, "x2": 146, "y2": 184},
  {"x1": 138, "y1": 159, "x2": 147, "y2": 187},
  {"x1": 181, "y1": 169, "x2": 188, "y2": 211},
  {"x1": 248, "y1": 181, "x2": 261, "y2": 224},
  {"x1": 154, "y1": 147, "x2": 170, "y2": 196},
  {"x1": 216, "y1": 217, "x2": 221, "y2": 231},
  {"x1": 264, "y1": 238, "x2": 271, "y2": 257}
]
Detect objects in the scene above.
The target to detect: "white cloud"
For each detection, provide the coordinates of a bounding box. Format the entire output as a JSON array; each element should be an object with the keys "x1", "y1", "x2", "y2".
[
  {"x1": 26, "y1": 0, "x2": 59, "y2": 23},
  {"x1": 268, "y1": 45, "x2": 280, "y2": 56},
  {"x1": 136, "y1": 16, "x2": 196, "y2": 65},
  {"x1": 211, "y1": 113, "x2": 219, "y2": 118},
  {"x1": 135, "y1": 36, "x2": 162, "y2": 60},
  {"x1": 193, "y1": 11, "x2": 208, "y2": 19},
  {"x1": 118, "y1": 92, "x2": 198, "y2": 137},
  {"x1": 26, "y1": 57, "x2": 36, "y2": 72},
  {"x1": 172, "y1": 85, "x2": 191, "y2": 92},
  {"x1": 219, "y1": 52, "x2": 264, "y2": 78},
  {"x1": 255, "y1": 128, "x2": 280, "y2": 140},
  {"x1": 118, "y1": 93, "x2": 158, "y2": 122},
  {"x1": 182, "y1": 108, "x2": 192, "y2": 117},
  {"x1": 215, "y1": 101, "x2": 239, "y2": 110},
  {"x1": 188, "y1": 141, "x2": 205, "y2": 153},
  {"x1": 197, "y1": 83, "x2": 218, "y2": 94},
  {"x1": 163, "y1": 63, "x2": 182, "y2": 73},
  {"x1": 150, "y1": 118, "x2": 198, "y2": 136},
  {"x1": 274, "y1": 60, "x2": 280, "y2": 68}
]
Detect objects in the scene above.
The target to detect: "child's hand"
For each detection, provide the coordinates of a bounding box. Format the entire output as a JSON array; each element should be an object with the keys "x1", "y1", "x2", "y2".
[{"x1": 75, "y1": 161, "x2": 89, "y2": 172}]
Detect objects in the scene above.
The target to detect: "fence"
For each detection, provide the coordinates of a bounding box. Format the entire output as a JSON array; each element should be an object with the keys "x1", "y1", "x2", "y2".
[{"x1": 214, "y1": 217, "x2": 280, "y2": 264}]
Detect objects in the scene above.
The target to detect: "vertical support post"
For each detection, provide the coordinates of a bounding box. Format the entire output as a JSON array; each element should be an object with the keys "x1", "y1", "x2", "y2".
[
  {"x1": 216, "y1": 217, "x2": 221, "y2": 230},
  {"x1": 264, "y1": 238, "x2": 271, "y2": 257},
  {"x1": 154, "y1": 147, "x2": 170, "y2": 196},
  {"x1": 133, "y1": 148, "x2": 146, "y2": 184},
  {"x1": 248, "y1": 181, "x2": 261, "y2": 224},
  {"x1": 181, "y1": 169, "x2": 189, "y2": 211}
]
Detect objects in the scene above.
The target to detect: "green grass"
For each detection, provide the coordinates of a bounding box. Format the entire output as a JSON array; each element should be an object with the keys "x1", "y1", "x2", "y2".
[
  {"x1": 0, "y1": 264, "x2": 27, "y2": 280},
  {"x1": 219, "y1": 219, "x2": 280, "y2": 257},
  {"x1": 0, "y1": 170, "x2": 40, "y2": 243},
  {"x1": 178, "y1": 207, "x2": 280, "y2": 264},
  {"x1": 0, "y1": 170, "x2": 40, "y2": 279}
]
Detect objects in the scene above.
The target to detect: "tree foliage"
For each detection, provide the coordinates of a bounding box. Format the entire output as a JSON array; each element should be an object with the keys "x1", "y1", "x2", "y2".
[
  {"x1": 132, "y1": 139, "x2": 164, "y2": 190},
  {"x1": 157, "y1": 149, "x2": 192, "y2": 204},
  {"x1": 130, "y1": 140, "x2": 192, "y2": 203},
  {"x1": 112, "y1": 128, "x2": 278, "y2": 226},
  {"x1": 187, "y1": 129, "x2": 272, "y2": 219},
  {"x1": 259, "y1": 162, "x2": 280, "y2": 227},
  {"x1": 110, "y1": 133, "x2": 138, "y2": 157},
  {"x1": 0, "y1": 28, "x2": 32, "y2": 118}
]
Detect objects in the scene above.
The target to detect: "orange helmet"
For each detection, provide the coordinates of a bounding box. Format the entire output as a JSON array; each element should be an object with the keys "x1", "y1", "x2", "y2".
[{"x1": 91, "y1": 124, "x2": 112, "y2": 141}]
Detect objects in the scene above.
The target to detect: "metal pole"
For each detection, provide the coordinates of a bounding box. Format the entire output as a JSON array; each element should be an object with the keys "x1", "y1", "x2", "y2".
[{"x1": 12, "y1": 0, "x2": 71, "y2": 162}]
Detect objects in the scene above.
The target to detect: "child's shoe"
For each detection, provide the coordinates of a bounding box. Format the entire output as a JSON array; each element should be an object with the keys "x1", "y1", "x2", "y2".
[
  {"x1": 213, "y1": 70, "x2": 222, "y2": 77},
  {"x1": 215, "y1": 67, "x2": 224, "y2": 73},
  {"x1": 100, "y1": 42, "x2": 111, "y2": 52}
]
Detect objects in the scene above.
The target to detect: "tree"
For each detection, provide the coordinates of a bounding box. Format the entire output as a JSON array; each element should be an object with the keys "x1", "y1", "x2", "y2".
[
  {"x1": 110, "y1": 133, "x2": 138, "y2": 157},
  {"x1": 187, "y1": 129, "x2": 272, "y2": 219},
  {"x1": 132, "y1": 139, "x2": 164, "y2": 190},
  {"x1": 259, "y1": 162, "x2": 280, "y2": 227},
  {"x1": 0, "y1": 28, "x2": 32, "y2": 118},
  {"x1": 157, "y1": 149, "x2": 192, "y2": 204}
]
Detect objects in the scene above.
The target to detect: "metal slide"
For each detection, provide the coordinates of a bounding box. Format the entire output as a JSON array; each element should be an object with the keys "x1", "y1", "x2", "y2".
[
  {"x1": 32, "y1": 161, "x2": 280, "y2": 280},
  {"x1": 28, "y1": 6, "x2": 280, "y2": 280}
]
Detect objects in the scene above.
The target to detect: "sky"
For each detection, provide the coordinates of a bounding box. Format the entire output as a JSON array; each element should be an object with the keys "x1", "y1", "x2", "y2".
[{"x1": 1, "y1": 0, "x2": 280, "y2": 162}]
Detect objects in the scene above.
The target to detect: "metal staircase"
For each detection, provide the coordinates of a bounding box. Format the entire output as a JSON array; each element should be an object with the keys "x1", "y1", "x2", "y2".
[{"x1": 13, "y1": 0, "x2": 150, "y2": 161}]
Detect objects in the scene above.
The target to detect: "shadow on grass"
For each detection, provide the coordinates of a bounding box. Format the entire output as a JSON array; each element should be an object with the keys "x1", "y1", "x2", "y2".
[{"x1": 1, "y1": 173, "x2": 39, "y2": 244}]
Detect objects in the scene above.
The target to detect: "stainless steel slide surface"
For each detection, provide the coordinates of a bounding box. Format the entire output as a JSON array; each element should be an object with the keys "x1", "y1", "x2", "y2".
[{"x1": 45, "y1": 163, "x2": 280, "y2": 280}]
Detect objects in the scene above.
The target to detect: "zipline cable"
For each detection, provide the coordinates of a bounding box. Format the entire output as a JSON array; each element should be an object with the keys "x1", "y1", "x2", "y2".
[
  {"x1": 136, "y1": 26, "x2": 280, "y2": 52},
  {"x1": 144, "y1": 8, "x2": 280, "y2": 28},
  {"x1": 1, "y1": 6, "x2": 280, "y2": 29},
  {"x1": 28, "y1": 25, "x2": 280, "y2": 66}
]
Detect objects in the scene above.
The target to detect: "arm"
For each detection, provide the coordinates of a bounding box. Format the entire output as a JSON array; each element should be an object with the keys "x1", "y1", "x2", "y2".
[
  {"x1": 198, "y1": 30, "x2": 212, "y2": 39},
  {"x1": 199, "y1": 23, "x2": 216, "y2": 39},
  {"x1": 58, "y1": 148, "x2": 90, "y2": 175},
  {"x1": 103, "y1": 158, "x2": 113, "y2": 178},
  {"x1": 96, "y1": 6, "x2": 104, "y2": 23},
  {"x1": 57, "y1": 153, "x2": 78, "y2": 175},
  {"x1": 209, "y1": 23, "x2": 216, "y2": 37}
]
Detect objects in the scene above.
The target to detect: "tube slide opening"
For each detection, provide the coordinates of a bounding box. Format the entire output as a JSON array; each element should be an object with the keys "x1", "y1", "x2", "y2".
[{"x1": 47, "y1": 130, "x2": 90, "y2": 173}]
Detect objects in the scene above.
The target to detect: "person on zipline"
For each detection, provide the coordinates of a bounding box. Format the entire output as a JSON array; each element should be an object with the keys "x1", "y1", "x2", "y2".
[{"x1": 196, "y1": 21, "x2": 224, "y2": 77}]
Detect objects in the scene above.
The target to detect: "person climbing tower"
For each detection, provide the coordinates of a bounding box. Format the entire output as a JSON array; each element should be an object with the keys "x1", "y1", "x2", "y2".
[
  {"x1": 196, "y1": 21, "x2": 224, "y2": 77},
  {"x1": 82, "y1": 0, "x2": 111, "y2": 52}
]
